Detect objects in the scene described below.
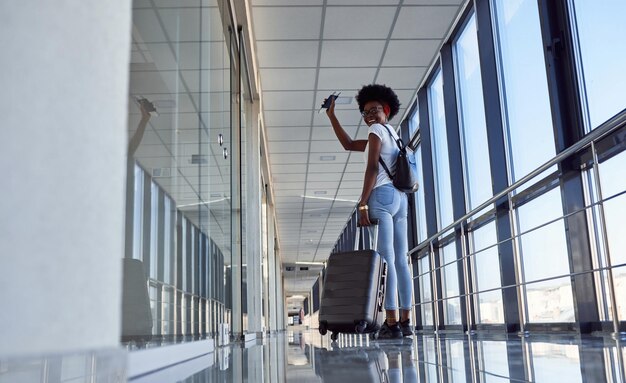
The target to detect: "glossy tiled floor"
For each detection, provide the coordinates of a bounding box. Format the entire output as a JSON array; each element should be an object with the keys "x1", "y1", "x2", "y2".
[
  {"x1": 4, "y1": 327, "x2": 624, "y2": 382},
  {"x1": 142, "y1": 325, "x2": 626, "y2": 382}
]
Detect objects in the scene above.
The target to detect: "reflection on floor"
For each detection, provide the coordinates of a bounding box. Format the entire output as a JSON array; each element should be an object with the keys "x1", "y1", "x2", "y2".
[
  {"x1": 144, "y1": 326, "x2": 626, "y2": 382},
  {"x1": 3, "y1": 328, "x2": 624, "y2": 381}
]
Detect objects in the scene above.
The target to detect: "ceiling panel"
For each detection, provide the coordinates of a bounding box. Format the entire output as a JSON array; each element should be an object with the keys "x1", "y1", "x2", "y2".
[
  {"x1": 308, "y1": 151, "x2": 350, "y2": 163},
  {"x1": 263, "y1": 91, "x2": 315, "y2": 111},
  {"x1": 392, "y1": 6, "x2": 460, "y2": 39},
  {"x1": 383, "y1": 39, "x2": 441, "y2": 67},
  {"x1": 305, "y1": 181, "x2": 341, "y2": 190},
  {"x1": 305, "y1": 174, "x2": 342, "y2": 185},
  {"x1": 273, "y1": 173, "x2": 306, "y2": 183},
  {"x1": 309, "y1": 140, "x2": 343, "y2": 152},
  {"x1": 307, "y1": 163, "x2": 346, "y2": 173},
  {"x1": 320, "y1": 40, "x2": 386, "y2": 67},
  {"x1": 317, "y1": 67, "x2": 378, "y2": 90},
  {"x1": 256, "y1": 41, "x2": 320, "y2": 68},
  {"x1": 260, "y1": 68, "x2": 317, "y2": 91},
  {"x1": 266, "y1": 127, "x2": 311, "y2": 141},
  {"x1": 323, "y1": 7, "x2": 396, "y2": 39},
  {"x1": 254, "y1": 0, "x2": 322, "y2": 4},
  {"x1": 264, "y1": 111, "x2": 313, "y2": 127},
  {"x1": 377, "y1": 67, "x2": 428, "y2": 90},
  {"x1": 270, "y1": 153, "x2": 310, "y2": 165},
  {"x1": 253, "y1": 7, "x2": 323, "y2": 40},
  {"x1": 269, "y1": 140, "x2": 311, "y2": 154},
  {"x1": 312, "y1": 109, "x2": 360, "y2": 126},
  {"x1": 328, "y1": 0, "x2": 399, "y2": 4},
  {"x1": 272, "y1": 164, "x2": 308, "y2": 174}
]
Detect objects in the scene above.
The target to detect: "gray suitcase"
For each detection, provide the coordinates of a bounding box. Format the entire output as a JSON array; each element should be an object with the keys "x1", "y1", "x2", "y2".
[
  {"x1": 319, "y1": 223, "x2": 386, "y2": 341},
  {"x1": 121, "y1": 258, "x2": 153, "y2": 344}
]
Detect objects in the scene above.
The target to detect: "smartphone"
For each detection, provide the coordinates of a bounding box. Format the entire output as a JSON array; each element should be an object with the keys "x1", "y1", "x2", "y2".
[
  {"x1": 136, "y1": 97, "x2": 158, "y2": 116},
  {"x1": 319, "y1": 92, "x2": 341, "y2": 112}
]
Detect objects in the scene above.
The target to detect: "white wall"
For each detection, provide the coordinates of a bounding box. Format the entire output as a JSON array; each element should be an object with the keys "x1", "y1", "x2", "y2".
[{"x1": 0, "y1": 0, "x2": 132, "y2": 357}]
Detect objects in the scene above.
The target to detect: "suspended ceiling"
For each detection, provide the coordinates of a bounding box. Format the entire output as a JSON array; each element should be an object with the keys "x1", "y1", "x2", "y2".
[{"x1": 249, "y1": 0, "x2": 467, "y2": 294}]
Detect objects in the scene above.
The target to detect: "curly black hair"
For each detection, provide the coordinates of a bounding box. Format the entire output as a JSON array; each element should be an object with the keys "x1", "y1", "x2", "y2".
[{"x1": 355, "y1": 84, "x2": 401, "y2": 120}]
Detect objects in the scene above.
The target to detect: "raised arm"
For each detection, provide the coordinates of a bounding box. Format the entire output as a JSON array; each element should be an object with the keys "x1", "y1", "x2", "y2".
[
  {"x1": 325, "y1": 98, "x2": 368, "y2": 152},
  {"x1": 128, "y1": 99, "x2": 153, "y2": 158}
]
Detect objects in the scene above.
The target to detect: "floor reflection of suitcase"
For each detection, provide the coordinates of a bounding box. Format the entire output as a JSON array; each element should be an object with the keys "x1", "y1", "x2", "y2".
[
  {"x1": 121, "y1": 258, "x2": 153, "y2": 344},
  {"x1": 313, "y1": 346, "x2": 389, "y2": 382},
  {"x1": 318, "y1": 223, "x2": 386, "y2": 341}
]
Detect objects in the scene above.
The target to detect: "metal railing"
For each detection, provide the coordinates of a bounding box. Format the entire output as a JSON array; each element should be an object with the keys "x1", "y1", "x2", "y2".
[{"x1": 409, "y1": 110, "x2": 626, "y2": 335}]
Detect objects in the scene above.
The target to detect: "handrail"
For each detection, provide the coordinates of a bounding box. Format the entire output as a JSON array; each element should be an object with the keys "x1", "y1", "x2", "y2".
[
  {"x1": 412, "y1": 187, "x2": 626, "y2": 274},
  {"x1": 408, "y1": 110, "x2": 626, "y2": 256}
]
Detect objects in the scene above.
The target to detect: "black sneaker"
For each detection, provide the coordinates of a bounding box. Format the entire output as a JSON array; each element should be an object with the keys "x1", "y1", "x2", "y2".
[
  {"x1": 399, "y1": 319, "x2": 413, "y2": 337},
  {"x1": 373, "y1": 320, "x2": 403, "y2": 340}
]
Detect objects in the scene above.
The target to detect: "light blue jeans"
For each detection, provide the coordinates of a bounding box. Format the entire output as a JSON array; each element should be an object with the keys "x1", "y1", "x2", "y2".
[{"x1": 368, "y1": 183, "x2": 412, "y2": 310}]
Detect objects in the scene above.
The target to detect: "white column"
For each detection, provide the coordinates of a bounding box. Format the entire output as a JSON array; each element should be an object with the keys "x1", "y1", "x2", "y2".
[
  {"x1": 245, "y1": 112, "x2": 263, "y2": 334},
  {"x1": 0, "y1": 0, "x2": 132, "y2": 357}
]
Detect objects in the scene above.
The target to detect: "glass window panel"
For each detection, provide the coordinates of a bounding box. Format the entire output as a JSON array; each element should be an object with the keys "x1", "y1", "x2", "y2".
[
  {"x1": 492, "y1": 0, "x2": 556, "y2": 182},
  {"x1": 446, "y1": 340, "x2": 467, "y2": 383},
  {"x1": 409, "y1": 106, "x2": 419, "y2": 138},
  {"x1": 478, "y1": 341, "x2": 509, "y2": 383},
  {"x1": 127, "y1": 0, "x2": 232, "y2": 345},
  {"x1": 182, "y1": 219, "x2": 187, "y2": 291},
  {"x1": 429, "y1": 69, "x2": 454, "y2": 229},
  {"x1": 517, "y1": 188, "x2": 574, "y2": 322},
  {"x1": 191, "y1": 225, "x2": 196, "y2": 295},
  {"x1": 526, "y1": 278, "x2": 575, "y2": 323},
  {"x1": 597, "y1": 150, "x2": 626, "y2": 319},
  {"x1": 531, "y1": 343, "x2": 582, "y2": 382},
  {"x1": 471, "y1": 221, "x2": 504, "y2": 324},
  {"x1": 150, "y1": 182, "x2": 159, "y2": 279},
  {"x1": 414, "y1": 145, "x2": 428, "y2": 243},
  {"x1": 441, "y1": 241, "x2": 461, "y2": 325},
  {"x1": 453, "y1": 13, "x2": 493, "y2": 211},
  {"x1": 133, "y1": 164, "x2": 144, "y2": 260},
  {"x1": 419, "y1": 255, "x2": 433, "y2": 326},
  {"x1": 424, "y1": 337, "x2": 439, "y2": 381},
  {"x1": 163, "y1": 197, "x2": 172, "y2": 285},
  {"x1": 572, "y1": 0, "x2": 626, "y2": 130}
]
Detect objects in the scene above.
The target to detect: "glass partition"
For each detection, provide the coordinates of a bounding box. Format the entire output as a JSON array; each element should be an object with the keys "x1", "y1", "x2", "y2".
[
  {"x1": 491, "y1": 0, "x2": 556, "y2": 182},
  {"x1": 516, "y1": 187, "x2": 574, "y2": 323},
  {"x1": 428, "y1": 69, "x2": 454, "y2": 229},
  {"x1": 453, "y1": 12, "x2": 492, "y2": 211},
  {"x1": 123, "y1": 0, "x2": 232, "y2": 346},
  {"x1": 570, "y1": 0, "x2": 626, "y2": 131}
]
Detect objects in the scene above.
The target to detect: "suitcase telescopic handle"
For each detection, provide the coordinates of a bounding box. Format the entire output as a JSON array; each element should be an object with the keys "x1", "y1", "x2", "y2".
[{"x1": 354, "y1": 220, "x2": 379, "y2": 251}]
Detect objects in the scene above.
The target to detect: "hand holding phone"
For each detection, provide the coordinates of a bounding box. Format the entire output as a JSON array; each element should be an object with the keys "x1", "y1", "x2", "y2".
[
  {"x1": 136, "y1": 97, "x2": 158, "y2": 117},
  {"x1": 319, "y1": 92, "x2": 340, "y2": 113}
]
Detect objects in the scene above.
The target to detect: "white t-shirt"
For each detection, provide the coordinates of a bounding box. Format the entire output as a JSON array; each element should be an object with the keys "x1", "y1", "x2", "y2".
[{"x1": 364, "y1": 123, "x2": 400, "y2": 189}]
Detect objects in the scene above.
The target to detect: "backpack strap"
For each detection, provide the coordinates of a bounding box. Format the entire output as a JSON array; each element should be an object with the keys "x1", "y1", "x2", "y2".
[{"x1": 377, "y1": 124, "x2": 403, "y2": 181}]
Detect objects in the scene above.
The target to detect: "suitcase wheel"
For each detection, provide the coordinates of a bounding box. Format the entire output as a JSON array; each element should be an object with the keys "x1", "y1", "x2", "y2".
[
  {"x1": 331, "y1": 332, "x2": 338, "y2": 342},
  {"x1": 355, "y1": 320, "x2": 368, "y2": 334},
  {"x1": 319, "y1": 321, "x2": 328, "y2": 336}
]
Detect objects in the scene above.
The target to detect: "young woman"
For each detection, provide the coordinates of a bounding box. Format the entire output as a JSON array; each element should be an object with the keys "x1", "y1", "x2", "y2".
[{"x1": 325, "y1": 84, "x2": 413, "y2": 339}]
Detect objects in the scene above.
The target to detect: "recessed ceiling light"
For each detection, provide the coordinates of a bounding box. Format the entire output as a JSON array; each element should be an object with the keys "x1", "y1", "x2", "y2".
[
  {"x1": 313, "y1": 190, "x2": 327, "y2": 195},
  {"x1": 334, "y1": 96, "x2": 352, "y2": 105},
  {"x1": 153, "y1": 99, "x2": 176, "y2": 108},
  {"x1": 320, "y1": 155, "x2": 336, "y2": 161}
]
